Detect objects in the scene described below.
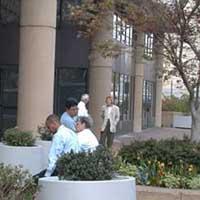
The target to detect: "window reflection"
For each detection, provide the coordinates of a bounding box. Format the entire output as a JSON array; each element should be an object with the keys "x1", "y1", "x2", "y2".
[
  {"x1": 55, "y1": 67, "x2": 87, "y2": 115},
  {"x1": 113, "y1": 14, "x2": 133, "y2": 46},
  {"x1": 0, "y1": 66, "x2": 18, "y2": 134},
  {"x1": 144, "y1": 33, "x2": 154, "y2": 58},
  {"x1": 112, "y1": 72, "x2": 133, "y2": 121},
  {"x1": 143, "y1": 80, "x2": 155, "y2": 128}
]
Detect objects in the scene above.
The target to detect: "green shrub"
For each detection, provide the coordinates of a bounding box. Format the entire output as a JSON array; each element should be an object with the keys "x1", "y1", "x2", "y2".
[
  {"x1": 57, "y1": 146, "x2": 114, "y2": 181},
  {"x1": 117, "y1": 162, "x2": 137, "y2": 177},
  {"x1": 3, "y1": 128, "x2": 35, "y2": 146},
  {"x1": 160, "y1": 173, "x2": 180, "y2": 188},
  {"x1": 118, "y1": 138, "x2": 200, "y2": 189},
  {"x1": 162, "y1": 94, "x2": 190, "y2": 113},
  {"x1": 38, "y1": 125, "x2": 53, "y2": 141},
  {"x1": 136, "y1": 160, "x2": 165, "y2": 186},
  {"x1": 0, "y1": 163, "x2": 38, "y2": 199},
  {"x1": 119, "y1": 138, "x2": 200, "y2": 174},
  {"x1": 187, "y1": 176, "x2": 200, "y2": 189}
]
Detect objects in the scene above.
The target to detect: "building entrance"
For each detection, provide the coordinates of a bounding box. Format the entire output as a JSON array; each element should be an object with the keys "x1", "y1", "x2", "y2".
[{"x1": 0, "y1": 66, "x2": 18, "y2": 137}]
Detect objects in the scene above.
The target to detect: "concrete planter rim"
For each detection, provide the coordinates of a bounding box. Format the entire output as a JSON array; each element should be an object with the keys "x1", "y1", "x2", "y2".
[
  {"x1": 39, "y1": 175, "x2": 135, "y2": 184},
  {"x1": 36, "y1": 139, "x2": 51, "y2": 143},
  {"x1": 38, "y1": 175, "x2": 136, "y2": 200},
  {"x1": 0, "y1": 142, "x2": 40, "y2": 148},
  {"x1": 0, "y1": 142, "x2": 43, "y2": 175}
]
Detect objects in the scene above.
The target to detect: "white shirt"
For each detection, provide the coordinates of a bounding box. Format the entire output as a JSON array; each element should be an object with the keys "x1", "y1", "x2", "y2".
[
  {"x1": 45, "y1": 125, "x2": 80, "y2": 177},
  {"x1": 77, "y1": 129, "x2": 99, "y2": 152},
  {"x1": 78, "y1": 101, "x2": 89, "y2": 117},
  {"x1": 107, "y1": 106, "x2": 112, "y2": 120}
]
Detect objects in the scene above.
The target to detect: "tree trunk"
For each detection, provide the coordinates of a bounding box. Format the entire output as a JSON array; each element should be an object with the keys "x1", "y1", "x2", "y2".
[{"x1": 191, "y1": 101, "x2": 200, "y2": 142}]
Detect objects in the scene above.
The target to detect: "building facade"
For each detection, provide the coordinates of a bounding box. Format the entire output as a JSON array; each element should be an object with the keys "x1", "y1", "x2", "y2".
[{"x1": 0, "y1": 0, "x2": 163, "y2": 136}]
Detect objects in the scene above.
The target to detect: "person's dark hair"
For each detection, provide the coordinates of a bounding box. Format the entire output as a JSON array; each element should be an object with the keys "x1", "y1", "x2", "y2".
[
  {"x1": 46, "y1": 114, "x2": 60, "y2": 126},
  {"x1": 77, "y1": 116, "x2": 93, "y2": 129},
  {"x1": 65, "y1": 97, "x2": 78, "y2": 109}
]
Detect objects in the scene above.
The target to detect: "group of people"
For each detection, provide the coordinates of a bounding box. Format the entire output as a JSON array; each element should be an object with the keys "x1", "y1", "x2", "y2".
[{"x1": 40, "y1": 94, "x2": 120, "y2": 177}]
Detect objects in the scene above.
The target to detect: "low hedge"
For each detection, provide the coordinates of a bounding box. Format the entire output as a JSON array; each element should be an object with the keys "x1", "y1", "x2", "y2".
[
  {"x1": 57, "y1": 146, "x2": 114, "y2": 181},
  {"x1": 116, "y1": 137, "x2": 200, "y2": 189},
  {"x1": 0, "y1": 163, "x2": 38, "y2": 199},
  {"x1": 119, "y1": 137, "x2": 200, "y2": 173},
  {"x1": 3, "y1": 128, "x2": 35, "y2": 146}
]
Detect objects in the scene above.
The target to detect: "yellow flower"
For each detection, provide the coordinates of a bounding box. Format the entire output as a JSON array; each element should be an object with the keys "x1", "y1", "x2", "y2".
[
  {"x1": 188, "y1": 167, "x2": 193, "y2": 172},
  {"x1": 189, "y1": 164, "x2": 193, "y2": 169},
  {"x1": 148, "y1": 160, "x2": 151, "y2": 165}
]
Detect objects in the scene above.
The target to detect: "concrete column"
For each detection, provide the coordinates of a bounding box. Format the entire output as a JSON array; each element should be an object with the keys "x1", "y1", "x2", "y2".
[
  {"x1": 133, "y1": 33, "x2": 145, "y2": 132},
  {"x1": 89, "y1": 14, "x2": 113, "y2": 134},
  {"x1": 17, "y1": 0, "x2": 57, "y2": 132},
  {"x1": 155, "y1": 44, "x2": 164, "y2": 127}
]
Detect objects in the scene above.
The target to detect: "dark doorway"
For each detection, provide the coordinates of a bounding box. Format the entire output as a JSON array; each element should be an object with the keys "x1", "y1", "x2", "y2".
[
  {"x1": 0, "y1": 65, "x2": 18, "y2": 137},
  {"x1": 54, "y1": 67, "x2": 88, "y2": 116}
]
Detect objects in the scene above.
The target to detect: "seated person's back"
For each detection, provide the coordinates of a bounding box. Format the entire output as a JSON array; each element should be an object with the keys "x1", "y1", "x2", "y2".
[
  {"x1": 45, "y1": 114, "x2": 79, "y2": 177},
  {"x1": 76, "y1": 116, "x2": 99, "y2": 152}
]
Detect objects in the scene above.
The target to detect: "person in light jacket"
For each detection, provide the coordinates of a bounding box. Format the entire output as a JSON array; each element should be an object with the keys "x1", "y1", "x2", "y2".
[{"x1": 100, "y1": 96, "x2": 120, "y2": 148}]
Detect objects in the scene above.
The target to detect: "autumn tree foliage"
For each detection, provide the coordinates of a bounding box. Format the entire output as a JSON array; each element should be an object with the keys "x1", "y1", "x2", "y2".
[
  {"x1": 67, "y1": 0, "x2": 200, "y2": 141},
  {"x1": 142, "y1": 0, "x2": 200, "y2": 141}
]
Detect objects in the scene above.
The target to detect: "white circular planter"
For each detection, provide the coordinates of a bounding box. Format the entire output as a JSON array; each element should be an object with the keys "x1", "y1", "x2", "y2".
[
  {"x1": 36, "y1": 140, "x2": 51, "y2": 168},
  {"x1": 0, "y1": 142, "x2": 43, "y2": 175},
  {"x1": 37, "y1": 176, "x2": 136, "y2": 200}
]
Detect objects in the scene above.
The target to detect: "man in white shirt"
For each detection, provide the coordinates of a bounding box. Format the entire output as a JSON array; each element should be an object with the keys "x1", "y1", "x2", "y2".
[
  {"x1": 76, "y1": 116, "x2": 99, "y2": 152},
  {"x1": 45, "y1": 114, "x2": 80, "y2": 177},
  {"x1": 78, "y1": 94, "x2": 90, "y2": 117}
]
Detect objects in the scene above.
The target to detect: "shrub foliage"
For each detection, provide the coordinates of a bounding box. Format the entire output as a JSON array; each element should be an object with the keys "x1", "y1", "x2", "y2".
[
  {"x1": 3, "y1": 128, "x2": 35, "y2": 146},
  {"x1": 162, "y1": 94, "x2": 190, "y2": 113},
  {"x1": 119, "y1": 137, "x2": 200, "y2": 173},
  {"x1": 117, "y1": 137, "x2": 200, "y2": 189},
  {"x1": 57, "y1": 147, "x2": 114, "y2": 181},
  {"x1": 38, "y1": 125, "x2": 53, "y2": 141},
  {"x1": 0, "y1": 163, "x2": 38, "y2": 200}
]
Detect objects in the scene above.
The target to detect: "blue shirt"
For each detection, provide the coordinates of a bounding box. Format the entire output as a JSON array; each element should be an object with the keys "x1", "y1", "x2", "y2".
[
  {"x1": 60, "y1": 112, "x2": 76, "y2": 131},
  {"x1": 45, "y1": 125, "x2": 79, "y2": 177}
]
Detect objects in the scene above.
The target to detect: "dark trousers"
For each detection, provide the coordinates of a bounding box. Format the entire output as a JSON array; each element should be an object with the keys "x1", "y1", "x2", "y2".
[
  {"x1": 33, "y1": 169, "x2": 58, "y2": 184},
  {"x1": 100, "y1": 120, "x2": 114, "y2": 148}
]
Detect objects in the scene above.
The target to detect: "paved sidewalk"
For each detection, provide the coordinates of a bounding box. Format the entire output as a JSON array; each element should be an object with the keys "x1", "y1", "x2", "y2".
[{"x1": 113, "y1": 128, "x2": 191, "y2": 152}]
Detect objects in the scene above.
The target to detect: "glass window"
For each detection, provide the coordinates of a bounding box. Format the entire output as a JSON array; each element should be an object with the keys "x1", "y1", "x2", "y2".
[
  {"x1": 143, "y1": 80, "x2": 153, "y2": 105},
  {"x1": 112, "y1": 72, "x2": 133, "y2": 121},
  {"x1": 54, "y1": 67, "x2": 87, "y2": 115},
  {"x1": 144, "y1": 33, "x2": 154, "y2": 58},
  {"x1": 0, "y1": 0, "x2": 20, "y2": 23},
  {"x1": 0, "y1": 66, "x2": 18, "y2": 135},
  {"x1": 143, "y1": 80, "x2": 155, "y2": 128},
  {"x1": 58, "y1": 68, "x2": 87, "y2": 85},
  {"x1": 113, "y1": 14, "x2": 133, "y2": 46}
]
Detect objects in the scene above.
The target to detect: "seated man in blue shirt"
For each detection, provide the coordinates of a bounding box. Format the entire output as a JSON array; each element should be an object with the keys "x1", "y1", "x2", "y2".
[
  {"x1": 44, "y1": 114, "x2": 80, "y2": 177},
  {"x1": 60, "y1": 98, "x2": 78, "y2": 132}
]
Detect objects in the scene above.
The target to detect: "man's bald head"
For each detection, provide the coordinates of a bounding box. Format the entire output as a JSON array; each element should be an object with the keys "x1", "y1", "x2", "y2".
[{"x1": 46, "y1": 114, "x2": 60, "y2": 134}]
